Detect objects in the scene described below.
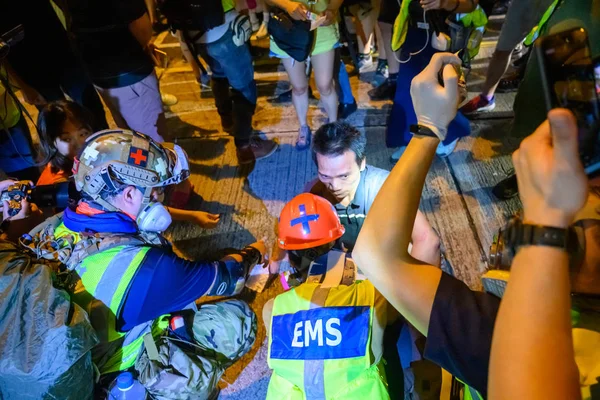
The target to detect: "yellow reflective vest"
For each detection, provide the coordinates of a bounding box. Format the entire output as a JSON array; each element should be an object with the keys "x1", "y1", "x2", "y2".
[
  {"x1": 391, "y1": 0, "x2": 488, "y2": 52},
  {"x1": 266, "y1": 280, "x2": 390, "y2": 399},
  {"x1": 54, "y1": 223, "x2": 168, "y2": 374}
]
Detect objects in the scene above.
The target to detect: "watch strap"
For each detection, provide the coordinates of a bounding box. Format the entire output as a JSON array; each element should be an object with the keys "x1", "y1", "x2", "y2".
[
  {"x1": 410, "y1": 124, "x2": 438, "y2": 138},
  {"x1": 519, "y1": 224, "x2": 569, "y2": 249}
]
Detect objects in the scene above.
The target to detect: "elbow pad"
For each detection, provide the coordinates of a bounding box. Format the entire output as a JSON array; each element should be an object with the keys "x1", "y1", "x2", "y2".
[{"x1": 209, "y1": 260, "x2": 246, "y2": 296}]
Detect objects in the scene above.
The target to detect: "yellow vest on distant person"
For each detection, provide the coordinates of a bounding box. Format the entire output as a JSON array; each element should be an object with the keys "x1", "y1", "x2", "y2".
[{"x1": 391, "y1": 0, "x2": 487, "y2": 52}]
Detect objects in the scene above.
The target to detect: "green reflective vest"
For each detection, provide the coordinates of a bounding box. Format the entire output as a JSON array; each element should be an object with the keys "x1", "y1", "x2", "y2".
[
  {"x1": 391, "y1": 0, "x2": 488, "y2": 52},
  {"x1": 266, "y1": 280, "x2": 389, "y2": 399},
  {"x1": 55, "y1": 223, "x2": 167, "y2": 374},
  {"x1": 524, "y1": 0, "x2": 561, "y2": 45}
]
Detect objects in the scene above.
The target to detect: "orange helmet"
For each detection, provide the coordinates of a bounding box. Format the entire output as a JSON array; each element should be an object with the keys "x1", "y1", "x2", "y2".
[{"x1": 278, "y1": 193, "x2": 345, "y2": 250}]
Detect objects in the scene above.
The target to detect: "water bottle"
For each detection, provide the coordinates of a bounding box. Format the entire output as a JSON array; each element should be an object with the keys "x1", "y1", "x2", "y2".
[{"x1": 107, "y1": 372, "x2": 147, "y2": 400}]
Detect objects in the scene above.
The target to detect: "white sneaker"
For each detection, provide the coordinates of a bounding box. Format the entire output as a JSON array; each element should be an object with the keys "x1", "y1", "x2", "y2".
[
  {"x1": 161, "y1": 93, "x2": 178, "y2": 106},
  {"x1": 390, "y1": 146, "x2": 407, "y2": 163},
  {"x1": 436, "y1": 138, "x2": 459, "y2": 157}
]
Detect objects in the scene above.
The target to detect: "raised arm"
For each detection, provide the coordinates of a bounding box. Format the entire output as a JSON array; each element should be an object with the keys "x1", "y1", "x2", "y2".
[
  {"x1": 353, "y1": 53, "x2": 461, "y2": 335},
  {"x1": 489, "y1": 109, "x2": 585, "y2": 400}
]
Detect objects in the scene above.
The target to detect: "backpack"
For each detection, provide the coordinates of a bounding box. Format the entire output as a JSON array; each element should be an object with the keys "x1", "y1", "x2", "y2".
[
  {"x1": 0, "y1": 240, "x2": 98, "y2": 399},
  {"x1": 157, "y1": 0, "x2": 225, "y2": 34}
]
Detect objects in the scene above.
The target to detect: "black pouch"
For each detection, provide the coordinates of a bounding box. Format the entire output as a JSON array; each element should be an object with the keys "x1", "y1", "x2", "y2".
[{"x1": 268, "y1": 8, "x2": 314, "y2": 62}]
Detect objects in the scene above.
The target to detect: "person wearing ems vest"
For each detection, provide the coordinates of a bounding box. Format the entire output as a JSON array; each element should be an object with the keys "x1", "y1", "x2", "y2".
[
  {"x1": 48, "y1": 129, "x2": 263, "y2": 392},
  {"x1": 354, "y1": 52, "x2": 600, "y2": 400},
  {"x1": 168, "y1": 0, "x2": 279, "y2": 164},
  {"x1": 385, "y1": 0, "x2": 484, "y2": 160},
  {"x1": 269, "y1": 121, "x2": 441, "y2": 280},
  {"x1": 263, "y1": 193, "x2": 397, "y2": 399}
]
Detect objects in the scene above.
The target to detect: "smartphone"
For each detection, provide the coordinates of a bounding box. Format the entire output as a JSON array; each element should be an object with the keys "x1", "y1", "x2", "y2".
[{"x1": 536, "y1": 27, "x2": 600, "y2": 175}]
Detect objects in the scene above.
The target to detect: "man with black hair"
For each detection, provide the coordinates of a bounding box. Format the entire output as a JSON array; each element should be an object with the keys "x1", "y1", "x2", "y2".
[{"x1": 308, "y1": 121, "x2": 440, "y2": 261}]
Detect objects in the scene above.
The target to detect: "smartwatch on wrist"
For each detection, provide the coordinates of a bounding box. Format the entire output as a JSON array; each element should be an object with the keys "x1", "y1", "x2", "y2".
[{"x1": 410, "y1": 124, "x2": 438, "y2": 138}]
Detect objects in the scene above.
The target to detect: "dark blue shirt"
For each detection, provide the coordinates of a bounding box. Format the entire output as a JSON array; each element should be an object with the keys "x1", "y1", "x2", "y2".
[
  {"x1": 424, "y1": 272, "x2": 501, "y2": 398},
  {"x1": 118, "y1": 248, "x2": 241, "y2": 331},
  {"x1": 62, "y1": 208, "x2": 245, "y2": 332}
]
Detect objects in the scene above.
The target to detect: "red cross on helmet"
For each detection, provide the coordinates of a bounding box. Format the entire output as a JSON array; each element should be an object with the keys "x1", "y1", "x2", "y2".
[
  {"x1": 73, "y1": 129, "x2": 190, "y2": 211},
  {"x1": 278, "y1": 193, "x2": 345, "y2": 250}
]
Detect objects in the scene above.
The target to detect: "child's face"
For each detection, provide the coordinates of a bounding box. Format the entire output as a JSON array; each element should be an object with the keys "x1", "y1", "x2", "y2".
[{"x1": 54, "y1": 118, "x2": 92, "y2": 160}]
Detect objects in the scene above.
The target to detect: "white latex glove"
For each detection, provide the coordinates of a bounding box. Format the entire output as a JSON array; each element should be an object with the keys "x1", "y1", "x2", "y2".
[
  {"x1": 513, "y1": 109, "x2": 588, "y2": 228},
  {"x1": 410, "y1": 52, "x2": 462, "y2": 140}
]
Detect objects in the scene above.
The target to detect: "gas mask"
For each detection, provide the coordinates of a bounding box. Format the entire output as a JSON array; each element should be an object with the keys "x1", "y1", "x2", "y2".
[{"x1": 137, "y1": 202, "x2": 172, "y2": 233}]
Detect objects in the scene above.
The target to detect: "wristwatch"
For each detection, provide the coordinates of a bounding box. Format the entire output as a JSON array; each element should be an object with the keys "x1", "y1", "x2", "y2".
[
  {"x1": 410, "y1": 124, "x2": 438, "y2": 138},
  {"x1": 503, "y1": 217, "x2": 570, "y2": 251}
]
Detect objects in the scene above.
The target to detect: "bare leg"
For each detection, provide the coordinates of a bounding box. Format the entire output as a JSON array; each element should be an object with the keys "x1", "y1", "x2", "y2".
[
  {"x1": 312, "y1": 50, "x2": 338, "y2": 122},
  {"x1": 481, "y1": 50, "x2": 513, "y2": 97},
  {"x1": 282, "y1": 58, "x2": 309, "y2": 127},
  {"x1": 379, "y1": 21, "x2": 398, "y2": 74},
  {"x1": 374, "y1": 14, "x2": 385, "y2": 59},
  {"x1": 358, "y1": 8, "x2": 376, "y2": 55}
]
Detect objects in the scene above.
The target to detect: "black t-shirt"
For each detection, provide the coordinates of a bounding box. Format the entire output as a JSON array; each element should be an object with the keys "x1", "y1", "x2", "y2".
[
  {"x1": 67, "y1": 0, "x2": 153, "y2": 88},
  {"x1": 423, "y1": 272, "x2": 501, "y2": 398},
  {"x1": 0, "y1": 0, "x2": 78, "y2": 88}
]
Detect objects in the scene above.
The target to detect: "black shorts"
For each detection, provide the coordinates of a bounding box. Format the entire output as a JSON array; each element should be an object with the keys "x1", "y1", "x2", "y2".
[{"x1": 378, "y1": 0, "x2": 400, "y2": 24}]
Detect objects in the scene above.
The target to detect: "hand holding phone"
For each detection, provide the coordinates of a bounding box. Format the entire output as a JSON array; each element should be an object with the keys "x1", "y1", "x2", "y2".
[{"x1": 536, "y1": 27, "x2": 600, "y2": 175}]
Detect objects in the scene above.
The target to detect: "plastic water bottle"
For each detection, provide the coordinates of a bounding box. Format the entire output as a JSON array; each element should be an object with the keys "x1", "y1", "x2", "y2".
[{"x1": 107, "y1": 372, "x2": 147, "y2": 400}]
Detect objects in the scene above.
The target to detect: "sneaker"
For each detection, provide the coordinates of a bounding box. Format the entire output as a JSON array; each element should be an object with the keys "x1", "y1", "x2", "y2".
[
  {"x1": 357, "y1": 53, "x2": 374, "y2": 73},
  {"x1": 460, "y1": 94, "x2": 496, "y2": 115},
  {"x1": 236, "y1": 137, "x2": 279, "y2": 164},
  {"x1": 197, "y1": 73, "x2": 211, "y2": 90},
  {"x1": 372, "y1": 59, "x2": 389, "y2": 87},
  {"x1": 161, "y1": 93, "x2": 178, "y2": 106},
  {"x1": 390, "y1": 146, "x2": 407, "y2": 163},
  {"x1": 492, "y1": 172, "x2": 519, "y2": 200},
  {"x1": 436, "y1": 138, "x2": 459, "y2": 157},
  {"x1": 496, "y1": 70, "x2": 524, "y2": 93},
  {"x1": 296, "y1": 125, "x2": 312, "y2": 150},
  {"x1": 368, "y1": 78, "x2": 396, "y2": 100},
  {"x1": 338, "y1": 101, "x2": 358, "y2": 119}
]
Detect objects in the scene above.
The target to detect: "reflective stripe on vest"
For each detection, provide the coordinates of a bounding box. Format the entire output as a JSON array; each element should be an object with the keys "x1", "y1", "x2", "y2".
[
  {"x1": 524, "y1": 0, "x2": 560, "y2": 45},
  {"x1": 55, "y1": 224, "x2": 160, "y2": 374},
  {"x1": 391, "y1": 0, "x2": 487, "y2": 52},
  {"x1": 266, "y1": 280, "x2": 389, "y2": 399}
]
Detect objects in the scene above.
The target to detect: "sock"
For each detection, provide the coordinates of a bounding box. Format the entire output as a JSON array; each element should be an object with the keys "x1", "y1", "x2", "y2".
[
  {"x1": 388, "y1": 72, "x2": 398, "y2": 82},
  {"x1": 377, "y1": 58, "x2": 387, "y2": 67},
  {"x1": 484, "y1": 93, "x2": 494, "y2": 101}
]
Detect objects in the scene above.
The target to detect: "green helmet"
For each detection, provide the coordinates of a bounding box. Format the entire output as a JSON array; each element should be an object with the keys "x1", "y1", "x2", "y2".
[{"x1": 73, "y1": 129, "x2": 190, "y2": 211}]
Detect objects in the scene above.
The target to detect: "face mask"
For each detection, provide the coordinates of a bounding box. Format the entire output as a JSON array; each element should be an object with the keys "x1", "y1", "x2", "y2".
[{"x1": 137, "y1": 202, "x2": 172, "y2": 232}]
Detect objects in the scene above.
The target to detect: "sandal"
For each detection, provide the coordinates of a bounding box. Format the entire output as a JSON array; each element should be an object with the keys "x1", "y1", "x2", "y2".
[{"x1": 295, "y1": 125, "x2": 312, "y2": 150}]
